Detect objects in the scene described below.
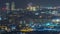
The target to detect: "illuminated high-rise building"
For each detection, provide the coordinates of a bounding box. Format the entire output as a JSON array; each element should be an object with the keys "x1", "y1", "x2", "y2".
[
  {"x1": 27, "y1": 6, "x2": 39, "y2": 11},
  {"x1": 6, "y1": 3, "x2": 10, "y2": 11},
  {"x1": 5, "y1": 3, "x2": 10, "y2": 14},
  {"x1": 11, "y1": 2, "x2": 15, "y2": 11},
  {"x1": 27, "y1": 3, "x2": 40, "y2": 11}
]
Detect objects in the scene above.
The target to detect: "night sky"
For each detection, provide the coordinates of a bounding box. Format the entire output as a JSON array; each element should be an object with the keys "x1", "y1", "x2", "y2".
[{"x1": 0, "y1": 0, "x2": 60, "y2": 8}]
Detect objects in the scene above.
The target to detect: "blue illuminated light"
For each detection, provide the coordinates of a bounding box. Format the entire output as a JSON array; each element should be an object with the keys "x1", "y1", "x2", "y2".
[
  {"x1": 12, "y1": 27, "x2": 16, "y2": 29},
  {"x1": 35, "y1": 13, "x2": 39, "y2": 15},
  {"x1": 31, "y1": 25, "x2": 35, "y2": 28},
  {"x1": 46, "y1": 23, "x2": 50, "y2": 26}
]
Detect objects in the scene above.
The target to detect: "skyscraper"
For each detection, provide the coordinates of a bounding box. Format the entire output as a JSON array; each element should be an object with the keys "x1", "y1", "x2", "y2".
[
  {"x1": 11, "y1": 2, "x2": 15, "y2": 11},
  {"x1": 6, "y1": 3, "x2": 10, "y2": 11}
]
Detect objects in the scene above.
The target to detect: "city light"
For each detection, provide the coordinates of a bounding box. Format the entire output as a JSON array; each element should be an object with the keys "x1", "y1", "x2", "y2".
[
  {"x1": 2, "y1": 7, "x2": 6, "y2": 11},
  {"x1": 46, "y1": 23, "x2": 50, "y2": 26},
  {"x1": 39, "y1": 16, "x2": 42, "y2": 18},
  {"x1": 1, "y1": 1, "x2": 60, "y2": 34},
  {"x1": 35, "y1": 13, "x2": 39, "y2": 15},
  {"x1": 52, "y1": 10, "x2": 58, "y2": 15},
  {"x1": 0, "y1": 17, "x2": 2, "y2": 20},
  {"x1": 32, "y1": 7, "x2": 37, "y2": 11},
  {"x1": 31, "y1": 25, "x2": 35, "y2": 28},
  {"x1": 27, "y1": 6, "x2": 37, "y2": 11},
  {"x1": 52, "y1": 19, "x2": 60, "y2": 22}
]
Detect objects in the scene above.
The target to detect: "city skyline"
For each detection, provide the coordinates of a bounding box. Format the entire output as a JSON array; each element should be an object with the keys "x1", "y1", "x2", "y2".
[{"x1": 1, "y1": 0, "x2": 60, "y2": 8}]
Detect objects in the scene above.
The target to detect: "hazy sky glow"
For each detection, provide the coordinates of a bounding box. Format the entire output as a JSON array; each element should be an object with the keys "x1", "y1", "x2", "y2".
[{"x1": 0, "y1": 0, "x2": 60, "y2": 8}]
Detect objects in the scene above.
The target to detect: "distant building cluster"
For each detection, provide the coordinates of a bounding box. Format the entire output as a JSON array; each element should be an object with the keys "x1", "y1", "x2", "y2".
[{"x1": 1, "y1": 2, "x2": 60, "y2": 12}]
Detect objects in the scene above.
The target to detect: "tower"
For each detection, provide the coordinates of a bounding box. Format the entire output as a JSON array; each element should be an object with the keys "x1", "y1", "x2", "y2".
[
  {"x1": 6, "y1": 3, "x2": 10, "y2": 11},
  {"x1": 11, "y1": 2, "x2": 15, "y2": 11},
  {"x1": 5, "y1": 3, "x2": 10, "y2": 14}
]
